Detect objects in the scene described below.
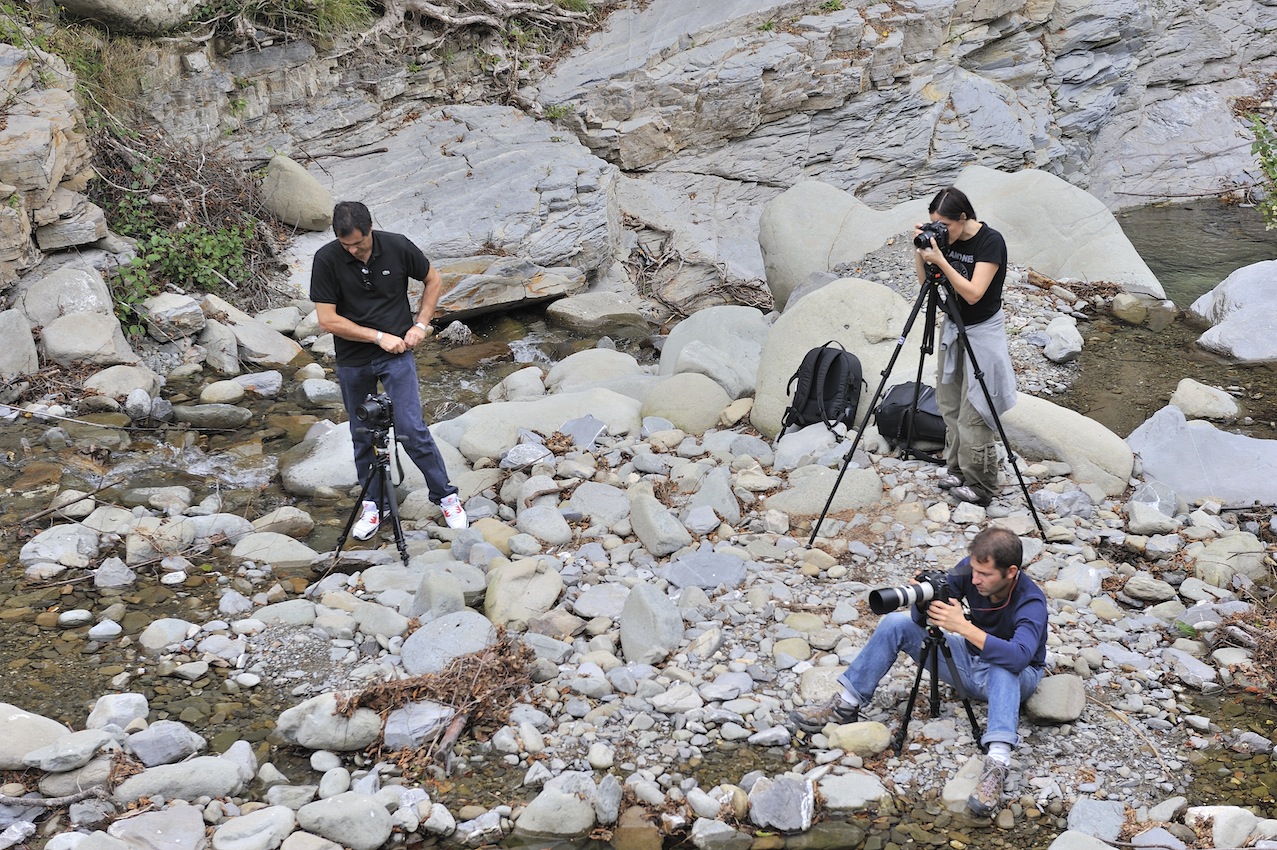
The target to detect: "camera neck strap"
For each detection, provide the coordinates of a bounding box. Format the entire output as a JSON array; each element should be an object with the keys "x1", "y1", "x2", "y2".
[{"x1": 971, "y1": 571, "x2": 1018, "y2": 612}]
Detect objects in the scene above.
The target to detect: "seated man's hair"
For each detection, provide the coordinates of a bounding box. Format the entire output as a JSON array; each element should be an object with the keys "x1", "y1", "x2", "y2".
[
  {"x1": 333, "y1": 201, "x2": 373, "y2": 238},
  {"x1": 970, "y1": 527, "x2": 1022, "y2": 574}
]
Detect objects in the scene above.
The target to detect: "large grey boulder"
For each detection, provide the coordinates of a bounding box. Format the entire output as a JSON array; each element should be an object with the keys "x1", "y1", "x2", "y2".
[
  {"x1": 210, "y1": 805, "x2": 296, "y2": 850},
  {"x1": 630, "y1": 488, "x2": 693, "y2": 556},
  {"x1": 40, "y1": 312, "x2": 138, "y2": 366},
  {"x1": 230, "y1": 532, "x2": 319, "y2": 571},
  {"x1": 82, "y1": 364, "x2": 163, "y2": 400},
  {"x1": 260, "y1": 154, "x2": 333, "y2": 232},
  {"x1": 759, "y1": 168, "x2": 1163, "y2": 310},
  {"x1": 545, "y1": 291, "x2": 650, "y2": 337},
  {"x1": 201, "y1": 293, "x2": 304, "y2": 368},
  {"x1": 485, "y1": 558, "x2": 563, "y2": 629},
  {"x1": 18, "y1": 522, "x2": 101, "y2": 568},
  {"x1": 1168, "y1": 378, "x2": 1239, "y2": 421},
  {"x1": 125, "y1": 720, "x2": 207, "y2": 767},
  {"x1": 280, "y1": 420, "x2": 469, "y2": 499},
  {"x1": 282, "y1": 105, "x2": 618, "y2": 298},
  {"x1": 515, "y1": 772, "x2": 598, "y2": 837},
  {"x1": 12, "y1": 265, "x2": 112, "y2": 328},
  {"x1": 1127, "y1": 405, "x2": 1277, "y2": 507},
  {"x1": 763, "y1": 463, "x2": 882, "y2": 517},
  {"x1": 113, "y1": 756, "x2": 245, "y2": 802},
  {"x1": 60, "y1": 0, "x2": 199, "y2": 33},
  {"x1": 1002, "y1": 394, "x2": 1134, "y2": 496},
  {"x1": 641, "y1": 373, "x2": 731, "y2": 435},
  {"x1": 1025, "y1": 674, "x2": 1086, "y2": 723},
  {"x1": 619, "y1": 582, "x2": 682, "y2": 665},
  {"x1": 436, "y1": 255, "x2": 587, "y2": 322},
  {"x1": 659, "y1": 305, "x2": 769, "y2": 399},
  {"x1": 747, "y1": 775, "x2": 816, "y2": 832},
  {"x1": 0, "y1": 309, "x2": 37, "y2": 379},
  {"x1": 400, "y1": 609, "x2": 498, "y2": 676},
  {"x1": 432, "y1": 389, "x2": 642, "y2": 463},
  {"x1": 107, "y1": 806, "x2": 207, "y2": 850},
  {"x1": 297, "y1": 792, "x2": 392, "y2": 850},
  {"x1": 1188, "y1": 260, "x2": 1277, "y2": 363},
  {"x1": 140, "y1": 292, "x2": 206, "y2": 341},
  {"x1": 751, "y1": 278, "x2": 928, "y2": 438},
  {"x1": 0, "y1": 703, "x2": 72, "y2": 769},
  {"x1": 545, "y1": 348, "x2": 643, "y2": 394},
  {"x1": 275, "y1": 693, "x2": 381, "y2": 752}
]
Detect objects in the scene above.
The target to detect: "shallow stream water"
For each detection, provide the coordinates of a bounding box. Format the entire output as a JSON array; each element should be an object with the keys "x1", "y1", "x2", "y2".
[{"x1": 1, "y1": 202, "x2": 1275, "y2": 848}]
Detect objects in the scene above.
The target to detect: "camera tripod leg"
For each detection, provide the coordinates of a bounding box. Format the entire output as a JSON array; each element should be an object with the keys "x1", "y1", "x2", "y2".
[
  {"x1": 807, "y1": 282, "x2": 937, "y2": 547},
  {"x1": 330, "y1": 471, "x2": 380, "y2": 571},
  {"x1": 329, "y1": 447, "x2": 411, "y2": 571},
  {"x1": 382, "y1": 476, "x2": 410, "y2": 568},
  {"x1": 891, "y1": 627, "x2": 984, "y2": 754}
]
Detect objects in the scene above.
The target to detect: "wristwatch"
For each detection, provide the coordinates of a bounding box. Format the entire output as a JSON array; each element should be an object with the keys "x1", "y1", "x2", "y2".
[
  {"x1": 414, "y1": 322, "x2": 428, "y2": 332},
  {"x1": 375, "y1": 331, "x2": 384, "y2": 344}
]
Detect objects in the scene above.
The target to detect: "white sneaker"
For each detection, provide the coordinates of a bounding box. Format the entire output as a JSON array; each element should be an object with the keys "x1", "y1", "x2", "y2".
[
  {"x1": 440, "y1": 493, "x2": 467, "y2": 529},
  {"x1": 352, "y1": 500, "x2": 381, "y2": 541}
]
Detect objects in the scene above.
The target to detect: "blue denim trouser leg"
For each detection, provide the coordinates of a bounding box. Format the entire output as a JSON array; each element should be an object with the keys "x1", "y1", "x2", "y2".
[
  {"x1": 336, "y1": 351, "x2": 457, "y2": 509},
  {"x1": 837, "y1": 611, "x2": 1044, "y2": 748}
]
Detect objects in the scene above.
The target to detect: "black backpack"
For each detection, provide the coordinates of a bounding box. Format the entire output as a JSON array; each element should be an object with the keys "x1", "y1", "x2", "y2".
[
  {"x1": 780, "y1": 341, "x2": 867, "y2": 432},
  {"x1": 875, "y1": 382, "x2": 946, "y2": 450}
]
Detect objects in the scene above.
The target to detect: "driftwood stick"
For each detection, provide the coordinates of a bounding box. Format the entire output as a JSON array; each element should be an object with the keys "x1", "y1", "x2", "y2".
[{"x1": 0, "y1": 787, "x2": 107, "y2": 808}]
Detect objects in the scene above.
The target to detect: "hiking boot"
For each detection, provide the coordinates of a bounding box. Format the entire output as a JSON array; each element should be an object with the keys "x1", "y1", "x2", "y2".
[
  {"x1": 440, "y1": 493, "x2": 468, "y2": 530},
  {"x1": 788, "y1": 695, "x2": 859, "y2": 734},
  {"x1": 937, "y1": 473, "x2": 964, "y2": 489},
  {"x1": 967, "y1": 758, "x2": 1009, "y2": 817},
  {"x1": 352, "y1": 500, "x2": 383, "y2": 541},
  {"x1": 951, "y1": 485, "x2": 991, "y2": 506}
]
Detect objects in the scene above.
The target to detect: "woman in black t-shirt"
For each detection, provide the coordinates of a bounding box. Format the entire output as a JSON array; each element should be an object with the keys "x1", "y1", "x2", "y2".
[{"x1": 913, "y1": 186, "x2": 1016, "y2": 506}]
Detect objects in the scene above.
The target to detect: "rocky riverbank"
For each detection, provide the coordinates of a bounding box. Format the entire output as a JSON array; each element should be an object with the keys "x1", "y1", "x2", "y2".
[{"x1": 2, "y1": 242, "x2": 1275, "y2": 850}]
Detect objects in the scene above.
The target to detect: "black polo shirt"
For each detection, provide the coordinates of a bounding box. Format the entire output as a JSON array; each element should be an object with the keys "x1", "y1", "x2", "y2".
[{"x1": 310, "y1": 231, "x2": 431, "y2": 366}]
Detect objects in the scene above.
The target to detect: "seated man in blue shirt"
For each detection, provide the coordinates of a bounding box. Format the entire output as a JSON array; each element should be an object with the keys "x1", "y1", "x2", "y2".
[{"x1": 790, "y1": 526, "x2": 1048, "y2": 818}]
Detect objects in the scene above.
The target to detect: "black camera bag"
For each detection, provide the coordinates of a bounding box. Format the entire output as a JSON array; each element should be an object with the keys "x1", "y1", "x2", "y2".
[{"x1": 875, "y1": 382, "x2": 946, "y2": 450}]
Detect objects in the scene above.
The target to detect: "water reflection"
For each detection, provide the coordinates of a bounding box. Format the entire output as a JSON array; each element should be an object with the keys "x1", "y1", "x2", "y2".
[
  {"x1": 1115, "y1": 201, "x2": 1277, "y2": 307},
  {"x1": 1060, "y1": 201, "x2": 1277, "y2": 438}
]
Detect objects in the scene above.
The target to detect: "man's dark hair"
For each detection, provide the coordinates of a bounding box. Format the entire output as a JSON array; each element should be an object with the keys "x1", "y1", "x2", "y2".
[
  {"x1": 333, "y1": 201, "x2": 373, "y2": 238},
  {"x1": 929, "y1": 186, "x2": 978, "y2": 222},
  {"x1": 969, "y1": 527, "x2": 1022, "y2": 574}
]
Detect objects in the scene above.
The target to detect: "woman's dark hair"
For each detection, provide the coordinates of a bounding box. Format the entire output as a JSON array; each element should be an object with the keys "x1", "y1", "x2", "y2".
[
  {"x1": 332, "y1": 201, "x2": 373, "y2": 238},
  {"x1": 929, "y1": 186, "x2": 977, "y2": 222}
]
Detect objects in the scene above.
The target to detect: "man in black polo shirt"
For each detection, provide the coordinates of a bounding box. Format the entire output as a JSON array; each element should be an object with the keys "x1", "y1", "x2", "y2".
[{"x1": 310, "y1": 201, "x2": 466, "y2": 538}]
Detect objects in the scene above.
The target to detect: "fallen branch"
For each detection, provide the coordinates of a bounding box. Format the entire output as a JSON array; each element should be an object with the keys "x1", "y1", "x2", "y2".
[{"x1": 0, "y1": 787, "x2": 107, "y2": 808}]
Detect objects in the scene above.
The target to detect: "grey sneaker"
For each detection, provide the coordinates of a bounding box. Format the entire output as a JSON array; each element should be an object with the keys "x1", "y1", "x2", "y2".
[
  {"x1": 937, "y1": 473, "x2": 964, "y2": 489},
  {"x1": 967, "y1": 758, "x2": 1009, "y2": 817},
  {"x1": 951, "y1": 485, "x2": 991, "y2": 506},
  {"x1": 788, "y1": 696, "x2": 859, "y2": 734}
]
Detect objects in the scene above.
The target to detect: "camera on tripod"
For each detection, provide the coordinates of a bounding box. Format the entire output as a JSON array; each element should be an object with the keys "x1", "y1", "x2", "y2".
[
  {"x1": 356, "y1": 392, "x2": 394, "y2": 428},
  {"x1": 913, "y1": 220, "x2": 949, "y2": 251},
  {"x1": 869, "y1": 569, "x2": 950, "y2": 614}
]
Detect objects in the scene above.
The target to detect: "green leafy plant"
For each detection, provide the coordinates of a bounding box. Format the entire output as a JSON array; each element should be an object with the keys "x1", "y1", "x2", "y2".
[
  {"x1": 1248, "y1": 113, "x2": 1277, "y2": 230},
  {"x1": 759, "y1": 19, "x2": 776, "y2": 32},
  {"x1": 552, "y1": 0, "x2": 591, "y2": 12},
  {"x1": 543, "y1": 102, "x2": 571, "y2": 121},
  {"x1": 820, "y1": 0, "x2": 844, "y2": 10}
]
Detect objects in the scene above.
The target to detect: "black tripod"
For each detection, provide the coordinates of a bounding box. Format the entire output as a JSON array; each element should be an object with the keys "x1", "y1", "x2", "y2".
[
  {"x1": 806, "y1": 266, "x2": 1044, "y2": 546},
  {"x1": 892, "y1": 619, "x2": 983, "y2": 754},
  {"x1": 331, "y1": 423, "x2": 411, "y2": 569}
]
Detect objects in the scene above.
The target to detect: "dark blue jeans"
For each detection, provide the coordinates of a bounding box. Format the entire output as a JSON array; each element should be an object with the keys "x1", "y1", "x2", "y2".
[{"x1": 335, "y1": 351, "x2": 456, "y2": 509}]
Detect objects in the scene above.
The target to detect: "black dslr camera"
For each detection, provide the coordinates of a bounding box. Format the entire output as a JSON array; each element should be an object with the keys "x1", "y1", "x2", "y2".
[
  {"x1": 355, "y1": 392, "x2": 394, "y2": 428},
  {"x1": 869, "y1": 569, "x2": 950, "y2": 614},
  {"x1": 913, "y1": 220, "x2": 949, "y2": 251}
]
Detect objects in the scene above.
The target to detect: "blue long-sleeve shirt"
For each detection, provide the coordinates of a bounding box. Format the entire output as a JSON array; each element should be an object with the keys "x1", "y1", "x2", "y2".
[{"x1": 912, "y1": 557, "x2": 1048, "y2": 673}]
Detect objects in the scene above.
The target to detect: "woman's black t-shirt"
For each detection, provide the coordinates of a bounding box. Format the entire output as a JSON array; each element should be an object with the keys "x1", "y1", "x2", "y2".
[
  {"x1": 944, "y1": 223, "x2": 1007, "y2": 326},
  {"x1": 310, "y1": 231, "x2": 431, "y2": 367}
]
